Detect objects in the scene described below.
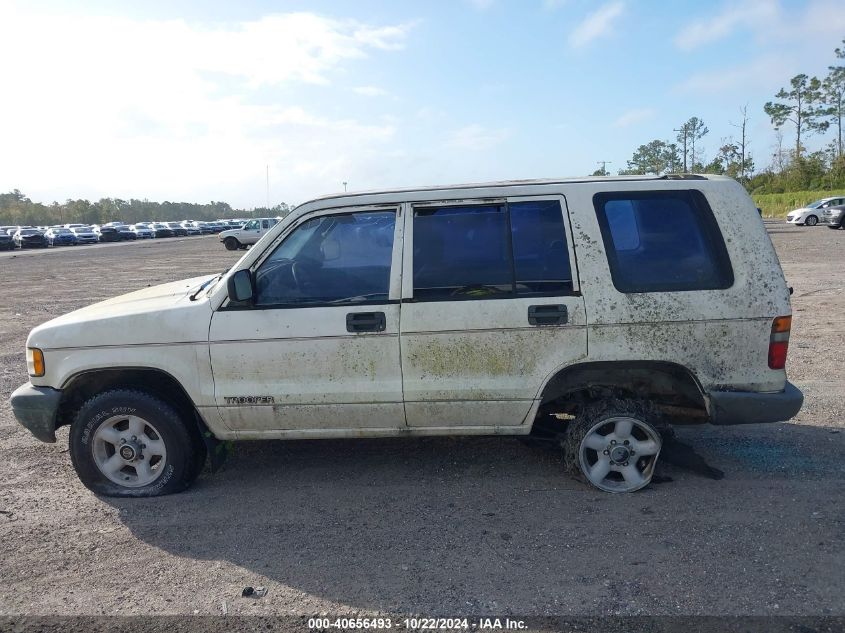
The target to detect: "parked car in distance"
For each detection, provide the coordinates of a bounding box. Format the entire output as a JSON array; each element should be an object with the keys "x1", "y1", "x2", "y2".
[
  {"x1": 165, "y1": 222, "x2": 188, "y2": 237},
  {"x1": 150, "y1": 223, "x2": 175, "y2": 238},
  {"x1": 70, "y1": 226, "x2": 98, "y2": 244},
  {"x1": 822, "y1": 205, "x2": 845, "y2": 229},
  {"x1": 219, "y1": 217, "x2": 278, "y2": 250},
  {"x1": 113, "y1": 225, "x2": 136, "y2": 241},
  {"x1": 93, "y1": 225, "x2": 121, "y2": 242},
  {"x1": 13, "y1": 227, "x2": 48, "y2": 248},
  {"x1": 786, "y1": 196, "x2": 845, "y2": 226},
  {"x1": 130, "y1": 224, "x2": 154, "y2": 239},
  {"x1": 0, "y1": 229, "x2": 14, "y2": 250},
  {"x1": 45, "y1": 227, "x2": 78, "y2": 247},
  {"x1": 179, "y1": 221, "x2": 202, "y2": 236},
  {"x1": 196, "y1": 221, "x2": 216, "y2": 235}
]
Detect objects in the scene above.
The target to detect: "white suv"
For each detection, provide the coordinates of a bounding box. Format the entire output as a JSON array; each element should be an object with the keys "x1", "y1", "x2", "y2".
[
  {"x1": 10, "y1": 175, "x2": 802, "y2": 496},
  {"x1": 219, "y1": 217, "x2": 278, "y2": 250}
]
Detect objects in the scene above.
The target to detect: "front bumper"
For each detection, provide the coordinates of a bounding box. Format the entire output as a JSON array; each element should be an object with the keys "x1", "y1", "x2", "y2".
[
  {"x1": 708, "y1": 381, "x2": 803, "y2": 425},
  {"x1": 9, "y1": 383, "x2": 62, "y2": 443}
]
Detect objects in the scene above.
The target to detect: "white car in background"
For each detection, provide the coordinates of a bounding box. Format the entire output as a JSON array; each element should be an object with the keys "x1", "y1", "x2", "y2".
[
  {"x1": 69, "y1": 226, "x2": 98, "y2": 244},
  {"x1": 786, "y1": 196, "x2": 845, "y2": 226},
  {"x1": 180, "y1": 221, "x2": 202, "y2": 236},
  {"x1": 130, "y1": 224, "x2": 154, "y2": 239}
]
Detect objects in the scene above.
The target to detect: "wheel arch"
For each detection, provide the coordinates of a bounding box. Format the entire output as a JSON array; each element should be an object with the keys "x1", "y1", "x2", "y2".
[
  {"x1": 536, "y1": 360, "x2": 709, "y2": 424},
  {"x1": 56, "y1": 367, "x2": 210, "y2": 436}
]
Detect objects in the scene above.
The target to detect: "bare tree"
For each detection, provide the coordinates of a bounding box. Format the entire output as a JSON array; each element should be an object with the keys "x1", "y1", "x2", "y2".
[{"x1": 731, "y1": 105, "x2": 752, "y2": 183}]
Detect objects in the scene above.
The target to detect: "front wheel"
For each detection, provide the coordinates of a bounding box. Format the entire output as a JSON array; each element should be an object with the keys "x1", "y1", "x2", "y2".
[
  {"x1": 69, "y1": 389, "x2": 204, "y2": 497},
  {"x1": 562, "y1": 399, "x2": 662, "y2": 493},
  {"x1": 805, "y1": 215, "x2": 818, "y2": 226},
  {"x1": 223, "y1": 237, "x2": 240, "y2": 251}
]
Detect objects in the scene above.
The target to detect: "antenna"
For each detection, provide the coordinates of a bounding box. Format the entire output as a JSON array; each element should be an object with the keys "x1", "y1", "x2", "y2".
[
  {"x1": 343, "y1": 181, "x2": 348, "y2": 192},
  {"x1": 266, "y1": 165, "x2": 270, "y2": 209},
  {"x1": 596, "y1": 160, "x2": 611, "y2": 175}
]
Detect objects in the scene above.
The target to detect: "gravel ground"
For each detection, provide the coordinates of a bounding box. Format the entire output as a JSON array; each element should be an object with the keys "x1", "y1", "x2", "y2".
[{"x1": 0, "y1": 226, "x2": 843, "y2": 619}]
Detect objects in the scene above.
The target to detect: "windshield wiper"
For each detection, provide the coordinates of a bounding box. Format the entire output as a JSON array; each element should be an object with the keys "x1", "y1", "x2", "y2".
[{"x1": 189, "y1": 273, "x2": 224, "y2": 301}]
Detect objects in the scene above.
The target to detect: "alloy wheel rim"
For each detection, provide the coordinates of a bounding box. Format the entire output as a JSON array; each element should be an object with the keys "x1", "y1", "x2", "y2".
[
  {"x1": 92, "y1": 415, "x2": 167, "y2": 488},
  {"x1": 579, "y1": 416, "x2": 661, "y2": 493}
]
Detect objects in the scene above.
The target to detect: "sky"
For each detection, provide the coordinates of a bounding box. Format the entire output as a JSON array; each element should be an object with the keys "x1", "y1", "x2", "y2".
[{"x1": 1, "y1": 0, "x2": 844, "y2": 209}]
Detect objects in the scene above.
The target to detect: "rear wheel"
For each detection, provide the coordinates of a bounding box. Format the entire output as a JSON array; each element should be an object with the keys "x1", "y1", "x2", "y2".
[
  {"x1": 805, "y1": 215, "x2": 818, "y2": 226},
  {"x1": 224, "y1": 237, "x2": 240, "y2": 251},
  {"x1": 69, "y1": 389, "x2": 204, "y2": 497},
  {"x1": 562, "y1": 399, "x2": 662, "y2": 493}
]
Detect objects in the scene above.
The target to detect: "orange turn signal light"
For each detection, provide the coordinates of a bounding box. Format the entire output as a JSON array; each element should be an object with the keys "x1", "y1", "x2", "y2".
[
  {"x1": 26, "y1": 348, "x2": 45, "y2": 377},
  {"x1": 771, "y1": 315, "x2": 792, "y2": 334}
]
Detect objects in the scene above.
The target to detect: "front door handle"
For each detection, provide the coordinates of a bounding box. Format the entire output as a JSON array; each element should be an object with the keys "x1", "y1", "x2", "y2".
[
  {"x1": 528, "y1": 304, "x2": 568, "y2": 326},
  {"x1": 346, "y1": 311, "x2": 386, "y2": 333}
]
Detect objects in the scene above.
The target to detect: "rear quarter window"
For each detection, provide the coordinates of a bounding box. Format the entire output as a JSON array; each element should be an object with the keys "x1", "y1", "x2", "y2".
[{"x1": 593, "y1": 190, "x2": 733, "y2": 293}]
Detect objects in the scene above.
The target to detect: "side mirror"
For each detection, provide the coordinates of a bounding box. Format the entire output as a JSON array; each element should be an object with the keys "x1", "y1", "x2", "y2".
[{"x1": 227, "y1": 269, "x2": 255, "y2": 304}]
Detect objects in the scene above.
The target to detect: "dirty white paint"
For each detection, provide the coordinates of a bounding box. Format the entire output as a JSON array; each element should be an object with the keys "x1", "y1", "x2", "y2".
[
  {"x1": 22, "y1": 175, "x2": 794, "y2": 441},
  {"x1": 209, "y1": 305, "x2": 403, "y2": 431}
]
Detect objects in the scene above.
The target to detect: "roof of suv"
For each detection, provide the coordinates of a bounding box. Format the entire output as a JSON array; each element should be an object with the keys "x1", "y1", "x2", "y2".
[{"x1": 299, "y1": 174, "x2": 718, "y2": 209}]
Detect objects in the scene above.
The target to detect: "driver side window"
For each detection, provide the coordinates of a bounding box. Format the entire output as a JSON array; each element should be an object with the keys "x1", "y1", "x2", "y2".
[{"x1": 254, "y1": 210, "x2": 396, "y2": 307}]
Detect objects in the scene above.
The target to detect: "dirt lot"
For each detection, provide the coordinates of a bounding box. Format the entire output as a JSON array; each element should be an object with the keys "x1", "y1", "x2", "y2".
[{"x1": 0, "y1": 226, "x2": 843, "y2": 618}]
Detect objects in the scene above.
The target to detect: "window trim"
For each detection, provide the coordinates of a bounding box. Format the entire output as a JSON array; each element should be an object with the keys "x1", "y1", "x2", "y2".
[
  {"x1": 593, "y1": 189, "x2": 735, "y2": 294},
  {"x1": 403, "y1": 195, "x2": 580, "y2": 303}
]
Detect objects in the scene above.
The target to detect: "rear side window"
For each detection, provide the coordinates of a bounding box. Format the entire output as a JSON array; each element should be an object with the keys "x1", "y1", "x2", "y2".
[
  {"x1": 593, "y1": 190, "x2": 733, "y2": 293},
  {"x1": 412, "y1": 200, "x2": 574, "y2": 300}
]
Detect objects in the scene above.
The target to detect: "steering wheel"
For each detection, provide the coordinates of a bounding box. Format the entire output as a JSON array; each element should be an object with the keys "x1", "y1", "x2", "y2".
[{"x1": 290, "y1": 258, "x2": 319, "y2": 294}]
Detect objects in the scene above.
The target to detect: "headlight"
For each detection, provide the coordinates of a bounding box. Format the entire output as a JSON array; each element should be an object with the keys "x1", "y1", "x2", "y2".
[{"x1": 26, "y1": 347, "x2": 45, "y2": 377}]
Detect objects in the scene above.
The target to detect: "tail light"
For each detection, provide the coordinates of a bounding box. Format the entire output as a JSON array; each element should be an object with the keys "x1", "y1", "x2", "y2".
[{"x1": 768, "y1": 315, "x2": 791, "y2": 369}]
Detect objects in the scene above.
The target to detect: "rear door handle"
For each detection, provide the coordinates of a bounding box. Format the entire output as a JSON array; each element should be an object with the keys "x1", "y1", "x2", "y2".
[
  {"x1": 528, "y1": 304, "x2": 568, "y2": 326},
  {"x1": 346, "y1": 312, "x2": 386, "y2": 333}
]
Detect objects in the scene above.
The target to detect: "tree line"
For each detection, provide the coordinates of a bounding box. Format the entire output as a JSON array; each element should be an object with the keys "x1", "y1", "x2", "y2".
[
  {"x1": 605, "y1": 38, "x2": 845, "y2": 194},
  {"x1": 0, "y1": 190, "x2": 291, "y2": 228}
]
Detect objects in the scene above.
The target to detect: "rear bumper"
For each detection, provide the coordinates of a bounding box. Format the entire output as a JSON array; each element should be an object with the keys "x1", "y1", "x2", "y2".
[
  {"x1": 708, "y1": 381, "x2": 803, "y2": 425},
  {"x1": 9, "y1": 383, "x2": 62, "y2": 443}
]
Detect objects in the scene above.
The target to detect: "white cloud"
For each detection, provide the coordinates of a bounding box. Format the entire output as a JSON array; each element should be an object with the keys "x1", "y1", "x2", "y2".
[
  {"x1": 354, "y1": 86, "x2": 389, "y2": 97},
  {"x1": 568, "y1": 1, "x2": 625, "y2": 48},
  {"x1": 0, "y1": 6, "x2": 412, "y2": 206},
  {"x1": 673, "y1": 1, "x2": 845, "y2": 95},
  {"x1": 613, "y1": 108, "x2": 655, "y2": 128},
  {"x1": 674, "y1": 0, "x2": 779, "y2": 51},
  {"x1": 446, "y1": 124, "x2": 511, "y2": 151}
]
